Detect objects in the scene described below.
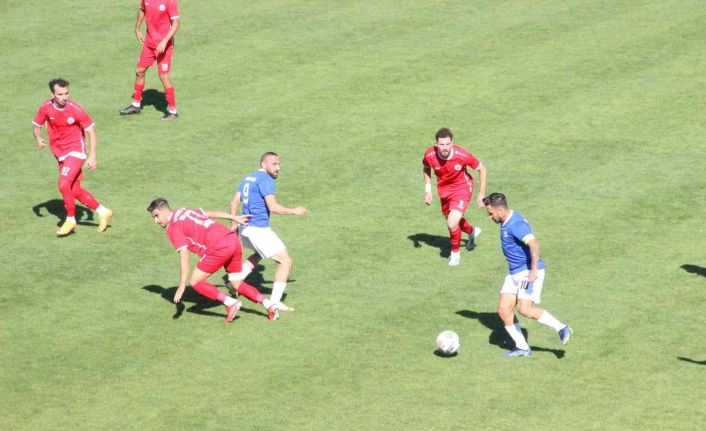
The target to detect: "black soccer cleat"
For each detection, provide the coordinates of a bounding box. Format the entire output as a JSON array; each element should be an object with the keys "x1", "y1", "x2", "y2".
[
  {"x1": 465, "y1": 227, "x2": 482, "y2": 251},
  {"x1": 119, "y1": 105, "x2": 142, "y2": 115},
  {"x1": 161, "y1": 112, "x2": 179, "y2": 121}
]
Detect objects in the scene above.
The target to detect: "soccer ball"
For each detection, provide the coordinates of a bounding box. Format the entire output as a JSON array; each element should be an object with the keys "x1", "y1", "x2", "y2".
[{"x1": 436, "y1": 330, "x2": 460, "y2": 355}]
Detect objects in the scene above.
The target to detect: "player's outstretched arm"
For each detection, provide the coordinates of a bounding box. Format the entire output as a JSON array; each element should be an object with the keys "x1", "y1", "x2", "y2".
[
  {"x1": 229, "y1": 192, "x2": 242, "y2": 230},
  {"x1": 174, "y1": 248, "x2": 190, "y2": 303},
  {"x1": 264, "y1": 195, "x2": 307, "y2": 215},
  {"x1": 203, "y1": 210, "x2": 251, "y2": 225},
  {"x1": 423, "y1": 166, "x2": 433, "y2": 205},
  {"x1": 475, "y1": 162, "x2": 487, "y2": 208}
]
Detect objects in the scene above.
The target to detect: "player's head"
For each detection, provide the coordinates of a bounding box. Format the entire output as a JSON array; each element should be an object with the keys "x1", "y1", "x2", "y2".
[
  {"x1": 483, "y1": 192, "x2": 509, "y2": 224},
  {"x1": 49, "y1": 78, "x2": 70, "y2": 108},
  {"x1": 260, "y1": 152, "x2": 280, "y2": 179},
  {"x1": 147, "y1": 198, "x2": 172, "y2": 228},
  {"x1": 434, "y1": 128, "x2": 454, "y2": 158}
]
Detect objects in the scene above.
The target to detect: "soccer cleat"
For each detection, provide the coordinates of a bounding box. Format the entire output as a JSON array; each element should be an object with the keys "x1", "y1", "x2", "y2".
[
  {"x1": 119, "y1": 105, "x2": 142, "y2": 115},
  {"x1": 466, "y1": 227, "x2": 482, "y2": 251},
  {"x1": 267, "y1": 304, "x2": 280, "y2": 321},
  {"x1": 559, "y1": 325, "x2": 573, "y2": 346},
  {"x1": 504, "y1": 348, "x2": 532, "y2": 357},
  {"x1": 275, "y1": 302, "x2": 294, "y2": 312},
  {"x1": 448, "y1": 251, "x2": 461, "y2": 266},
  {"x1": 225, "y1": 300, "x2": 241, "y2": 323},
  {"x1": 97, "y1": 209, "x2": 113, "y2": 232},
  {"x1": 162, "y1": 112, "x2": 179, "y2": 121},
  {"x1": 56, "y1": 219, "x2": 77, "y2": 237}
]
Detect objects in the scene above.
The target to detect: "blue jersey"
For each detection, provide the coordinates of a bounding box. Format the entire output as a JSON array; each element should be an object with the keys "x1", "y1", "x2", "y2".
[
  {"x1": 500, "y1": 210, "x2": 545, "y2": 274},
  {"x1": 238, "y1": 170, "x2": 276, "y2": 228}
]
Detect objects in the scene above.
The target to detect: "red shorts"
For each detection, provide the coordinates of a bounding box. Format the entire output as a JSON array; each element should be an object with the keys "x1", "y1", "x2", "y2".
[
  {"x1": 137, "y1": 44, "x2": 174, "y2": 74},
  {"x1": 57, "y1": 156, "x2": 84, "y2": 185},
  {"x1": 196, "y1": 232, "x2": 243, "y2": 274},
  {"x1": 440, "y1": 191, "x2": 472, "y2": 215}
]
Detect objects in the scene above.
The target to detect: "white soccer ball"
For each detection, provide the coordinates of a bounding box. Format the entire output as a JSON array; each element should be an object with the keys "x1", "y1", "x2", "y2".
[{"x1": 436, "y1": 330, "x2": 460, "y2": 355}]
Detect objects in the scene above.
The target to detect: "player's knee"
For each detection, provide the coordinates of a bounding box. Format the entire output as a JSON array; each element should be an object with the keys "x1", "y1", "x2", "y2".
[
  {"x1": 135, "y1": 68, "x2": 146, "y2": 77},
  {"x1": 57, "y1": 178, "x2": 71, "y2": 193},
  {"x1": 516, "y1": 302, "x2": 533, "y2": 318}
]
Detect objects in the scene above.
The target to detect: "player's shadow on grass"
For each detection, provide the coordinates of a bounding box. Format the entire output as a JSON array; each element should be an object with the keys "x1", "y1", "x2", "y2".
[
  {"x1": 142, "y1": 89, "x2": 168, "y2": 114},
  {"x1": 142, "y1": 284, "x2": 266, "y2": 320},
  {"x1": 680, "y1": 264, "x2": 706, "y2": 278},
  {"x1": 32, "y1": 199, "x2": 96, "y2": 227},
  {"x1": 456, "y1": 310, "x2": 565, "y2": 359},
  {"x1": 408, "y1": 233, "x2": 451, "y2": 258},
  {"x1": 677, "y1": 357, "x2": 706, "y2": 365}
]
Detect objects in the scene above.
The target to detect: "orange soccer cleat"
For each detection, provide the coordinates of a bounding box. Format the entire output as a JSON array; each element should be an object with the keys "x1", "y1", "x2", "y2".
[
  {"x1": 97, "y1": 209, "x2": 113, "y2": 232},
  {"x1": 56, "y1": 219, "x2": 77, "y2": 237}
]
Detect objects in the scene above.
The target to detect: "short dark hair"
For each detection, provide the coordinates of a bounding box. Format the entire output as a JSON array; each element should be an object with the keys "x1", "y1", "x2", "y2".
[
  {"x1": 147, "y1": 198, "x2": 170, "y2": 213},
  {"x1": 483, "y1": 192, "x2": 508, "y2": 208},
  {"x1": 435, "y1": 128, "x2": 453, "y2": 141},
  {"x1": 260, "y1": 151, "x2": 278, "y2": 163},
  {"x1": 49, "y1": 78, "x2": 69, "y2": 93}
]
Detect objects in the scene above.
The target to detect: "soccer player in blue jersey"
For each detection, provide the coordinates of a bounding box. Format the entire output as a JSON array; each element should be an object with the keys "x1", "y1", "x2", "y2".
[
  {"x1": 483, "y1": 192, "x2": 572, "y2": 357},
  {"x1": 230, "y1": 152, "x2": 307, "y2": 319}
]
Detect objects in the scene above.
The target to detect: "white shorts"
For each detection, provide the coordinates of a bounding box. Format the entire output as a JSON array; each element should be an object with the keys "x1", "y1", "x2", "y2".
[
  {"x1": 500, "y1": 269, "x2": 545, "y2": 304},
  {"x1": 239, "y1": 226, "x2": 286, "y2": 259}
]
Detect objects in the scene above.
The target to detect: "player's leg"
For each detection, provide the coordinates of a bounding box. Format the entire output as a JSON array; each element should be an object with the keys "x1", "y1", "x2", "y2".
[
  {"x1": 242, "y1": 227, "x2": 293, "y2": 311},
  {"x1": 55, "y1": 159, "x2": 80, "y2": 236},
  {"x1": 67, "y1": 160, "x2": 113, "y2": 232},
  {"x1": 515, "y1": 270, "x2": 572, "y2": 344},
  {"x1": 240, "y1": 253, "x2": 262, "y2": 280},
  {"x1": 223, "y1": 237, "x2": 278, "y2": 320},
  {"x1": 120, "y1": 46, "x2": 153, "y2": 115},
  {"x1": 459, "y1": 216, "x2": 481, "y2": 250},
  {"x1": 157, "y1": 46, "x2": 177, "y2": 120},
  {"x1": 270, "y1": 249, "x2": 293, "y2": 305},
  {"x1": 499, "y1": 275, "x2": 531, "y2": 354},
  {"x1": 446, "y1": 208, "x2": 464, "y2": 266},
  {"x1": 194, "y1": 248, "x2": 241, "y2": 323}
]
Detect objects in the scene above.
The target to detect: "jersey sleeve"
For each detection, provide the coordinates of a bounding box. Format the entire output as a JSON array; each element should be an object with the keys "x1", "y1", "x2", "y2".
[
  {"x1": 76, "y1": 106, "x2": 95, "y2": 130},
  {"x1": 422, "y1": 153, "x2": 430, "y2": 167},
  {"x1": 169, "y1": 0, "x2": 179, "y2": 19},
  {"x1": 464, "y1": 152, "x2": 480, "y2": 170},
  {"x1": 259, "y1": 177, "x2": 276, "y2": 197},
  {"x1": 166, "y1": 223, "x2": 188, "y2": 251},
  {"x1": 140, "y1": 0, "x2": 146, "y2": 11},
  {"x1": 32, "y1": 105, "x2": 47, "y2": 127},
  {"x1": 510, "y1": 221, "x2": 534, "y2": 244}
]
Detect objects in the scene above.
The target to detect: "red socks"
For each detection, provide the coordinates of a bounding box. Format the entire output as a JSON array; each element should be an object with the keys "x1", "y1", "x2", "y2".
[
  {"x1": 236, "y1": 282, "x2": 265, "y2": 304},
  {"x1": 133, "y1": 82, "x2": 145, "y2": 105},
  {"x1": 450, "y1": 227, "x2": 462, "y2": 252},
  {"x1": 459, "y1": 218, "x2": 473, "y2": 235},
  {"x1": 165, "y1": 87, "x2": 176, "y2": 112},
  {"x1": 192, "y1": 281, "x2": 227, "y2": 303}
]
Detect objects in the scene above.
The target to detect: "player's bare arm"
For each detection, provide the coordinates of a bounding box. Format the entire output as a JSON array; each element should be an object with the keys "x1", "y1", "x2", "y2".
[
  {"x1": 475, "y1": 162, "x2": 487, "y2": 208},
  {"x1": 203, "y1": 210, "x2": 251, "y2": 225},
  {"x1": 32, "y1": 125, "x2": 47, "y2": 150},
  {"x1": 84, "y1": 126, "x2": 97, "y2": 170},
  {"x1": 156, "y1": 18, "x2": 180, "y2": 54},
  {"x1": 174, "y1": 248, "x2": 190, "y2": 303},
  {"x1": 527, "y1": 238, "x2": 540, "y2": 282},
  {"x1": 423, "y1": 166, "x2": 433, "y2": 205},
  {"x1": 264, "y1": 194, "x2": 308, "y2": 215},
  {"x1": 134, "y1": 8, "x2": 146, "y2": 44},
  {"x1": 229, "y1": 192, "x2": 242, "y2": 229}
]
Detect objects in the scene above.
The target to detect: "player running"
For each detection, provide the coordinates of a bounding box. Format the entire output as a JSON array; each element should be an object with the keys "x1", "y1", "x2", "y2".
[
  {"x1": 483, "y1": 192, "x2": 573, "y2": 357},
  {"x1": 119, "y1": 0, "x2": 180, "y2": 120},
  {"x1": 32, "y1": 78, "x2": 113, "y2": 237},
  {"x1": 230, "y1": 152, "x2": 307, "y2": 319},
  {"x1": 423, "y1": 128, "x2": 487, "y2": 266},
  {"x1": 148, "y1": 198, "x2": 280, "y2": 322}
]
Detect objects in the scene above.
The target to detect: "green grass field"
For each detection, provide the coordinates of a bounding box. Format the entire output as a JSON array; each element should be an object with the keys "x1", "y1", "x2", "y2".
[{"x1": 1, "y1": 1, "x2": 704, "y2": 429}]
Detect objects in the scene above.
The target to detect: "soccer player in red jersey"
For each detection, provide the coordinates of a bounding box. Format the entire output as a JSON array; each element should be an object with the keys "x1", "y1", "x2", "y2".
[
  {"x1": 32, "y1": 79, "x2": 113, "y2": 237},
  {"x1": 422, "y1": 128, "x2": 488, "y2": 266},
  {"x1": 148, "y1": 198, "x2": 280, "y2": 323},
  {"x1": 120, "y1": 0, "x2": 180, "y2": 120}
]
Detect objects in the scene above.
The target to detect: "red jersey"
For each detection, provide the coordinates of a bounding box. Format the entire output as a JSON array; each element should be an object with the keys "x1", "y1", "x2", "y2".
[
  {"x1": 166, "y1": 208, "x2": 232, "y2": 258},
  {"x1": 32, "y1": 100, "x2": 94, "y2": 161},
  {"x1": 422, "y1": 145, "x2": 480, "y2": 198},
  {"x1": 141, "y1": 0, "x2": 179, "y2": 49}
]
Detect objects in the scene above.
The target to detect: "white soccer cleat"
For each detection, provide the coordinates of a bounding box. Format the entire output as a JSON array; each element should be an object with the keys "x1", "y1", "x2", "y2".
[
  {"x1": 275, "y1": 302, "x2": 294, "y2": 312},
  {"x1": 448, "y1": 251, "x2": 461, "y2": 266}
]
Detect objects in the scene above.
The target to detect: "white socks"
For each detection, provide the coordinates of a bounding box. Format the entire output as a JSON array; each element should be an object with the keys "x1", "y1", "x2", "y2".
[
  {"x1": 96, "y1": 205, "x2": 109, "y2": 216},
  {"x1": 538, "y1": 311, "x2": 565, "y2": 332},
  {"x1": 223, "y1": 296, "x2": 237, "y2": 306},
  {"x1": 65, "y1": 216, "x2": 76, "y2": 223},
  {"x1": 271, "y1": 282, "x2": 286, "y2": 304},
  {"x1": 505, "y1": 324, "x2": 530, "y2": 350},
  {"x1": 240, "y1": 262, "x2": 254, "y2": 280}
]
